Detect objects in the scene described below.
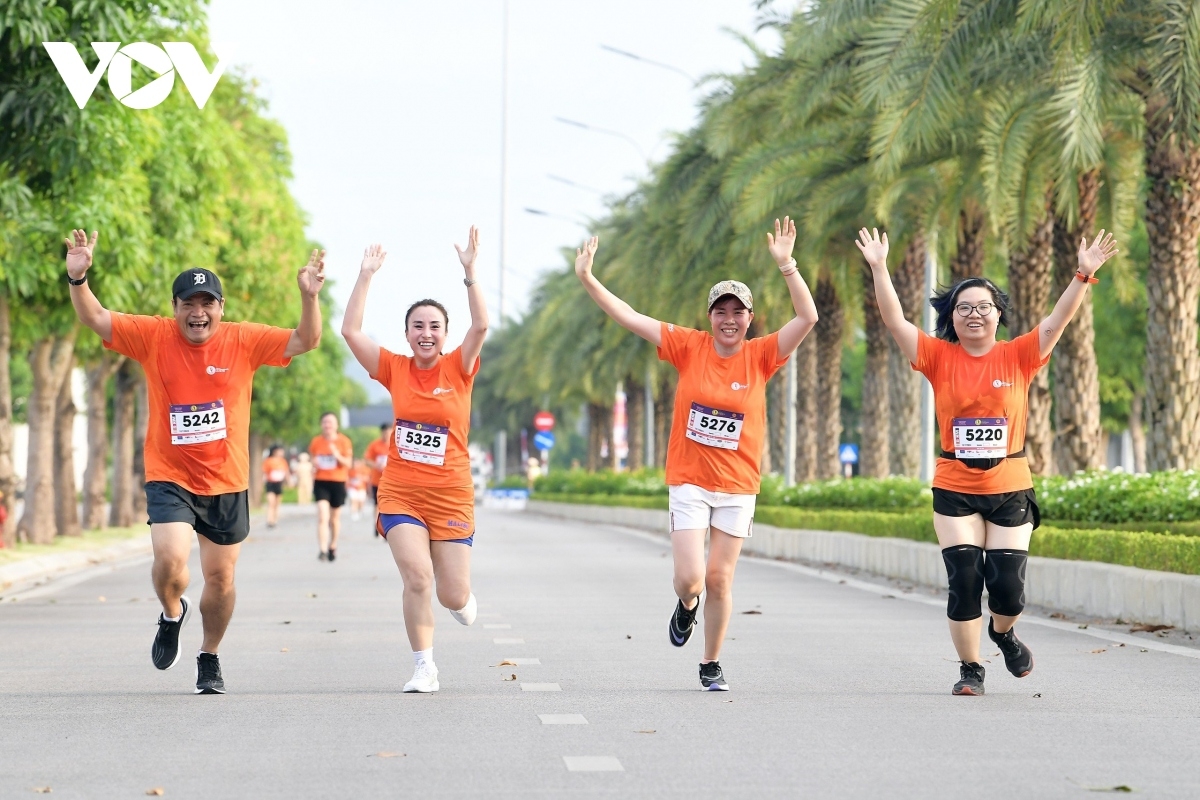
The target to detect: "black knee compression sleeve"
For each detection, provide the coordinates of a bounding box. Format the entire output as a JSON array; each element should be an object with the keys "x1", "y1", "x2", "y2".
[
  {"x1": 985, "y1": 549, "x2": 1028, "y2": 616},
  {"x1": 942, "y1": 545, "x2": 985, "y2": 621}
]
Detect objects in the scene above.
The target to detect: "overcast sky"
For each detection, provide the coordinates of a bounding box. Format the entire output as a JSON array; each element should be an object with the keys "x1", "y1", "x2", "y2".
[{"x1": 205, "y1": 0, "x2": 781, "y2": 399}]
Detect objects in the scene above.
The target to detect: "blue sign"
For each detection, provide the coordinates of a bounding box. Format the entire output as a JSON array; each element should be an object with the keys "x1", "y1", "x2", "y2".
[
  {"x1": 838, "y1": 443, "x2": 859, "y2": 464},
  {"x1": 533, "y1": 431, "x2": 556, "y2": 451}
]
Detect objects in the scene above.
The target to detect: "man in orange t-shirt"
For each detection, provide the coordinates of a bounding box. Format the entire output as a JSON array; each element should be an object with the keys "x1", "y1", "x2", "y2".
[
  {"x1": 65, "y1": 228, "x2": 325, "y2": 695},
  {"x1": 364, "y1": 423, "x2": 390, "y2": 513},
  {"x1": 308, "y1": 412, "x2": 353, "y2": 561},
  {"x1": 262, "y1": 445, "x2": 291, "y2": 528}
]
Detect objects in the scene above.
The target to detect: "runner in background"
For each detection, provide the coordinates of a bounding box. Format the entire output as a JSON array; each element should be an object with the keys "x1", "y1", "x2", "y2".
[
  {"x1": 573, "y1": 218, "x2": 818, "y2": 691},
  {"x1": 364, "y1": 423, "x2": 390, "y2": 536},
  {"x1": 308, "y1": 412, "x2": 352, "y2": 561},
  {"x1": 65, "y1": 227, "x2": 325, "y2": 694},
  {"x1": 262, "y1": 445, "x2": 290, "y2": 528},
  {"x1": 347, "y1": 459, "x2": 370, "y2": 521}
]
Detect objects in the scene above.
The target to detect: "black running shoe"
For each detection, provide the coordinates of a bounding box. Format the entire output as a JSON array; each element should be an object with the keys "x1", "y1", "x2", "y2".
[
  {"x1": 668, "y1": 598, "x2": 699, "y2": 647},
  {"x1": 699, "y1": 661, "x2": 729, "y2": 691},
  {"x1": 318, "y1": 551, "x2": 327, "y2": 561},
  {"x1": 328, "y1": 548, "x2": 337, "y2": 562},
  {"x1": 988, "y1": 619, "x2": 1034, "y2": 677},
  {"x1": 151, "y1": 595, "x2": 192, "y2": 670},
  {"x1": 952, "y1": 661, "x2": 985, "y2": 696},
  {"x1": 195, "y1": 652, "x2": 226, "y2": 695}
]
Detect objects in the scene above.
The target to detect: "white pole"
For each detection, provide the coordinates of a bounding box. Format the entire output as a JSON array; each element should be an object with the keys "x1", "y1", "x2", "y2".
[
  {"x1": 644, "y1": 363, "x2": 655, "y2": 468},
  {"x1": 784, "y1": 358, "x2": 797, "y2": 486},
  {"x1": 919, "y1": 232, "x2": 938, "y2": 483},
  {"x1": 497, "y1": 0, "x2": 509, "y2": 328}
]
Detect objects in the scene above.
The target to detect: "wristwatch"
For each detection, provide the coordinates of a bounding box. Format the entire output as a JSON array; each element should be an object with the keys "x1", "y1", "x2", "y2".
[
  {"x1": 463, "y1": 277, "x2": 477, "y2": 287},
  {"x1": 1074, "y1": 271, "x2": 1099, "y2": 285},
  {"x1": 67, "y1": 273, "x2": 87, "y2": 286}
]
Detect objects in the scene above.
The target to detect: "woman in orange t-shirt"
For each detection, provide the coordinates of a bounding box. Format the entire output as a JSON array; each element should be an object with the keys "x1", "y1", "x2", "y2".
[
  {"x1": 575, "y1": 218, "x2": 818, "y2": 691},
  {"x1": 857, "y1": 226, "x2": 1119, "y2": 696},
  {"x1": 341, "y1": 229, "x2": 488, "y2": 695}
]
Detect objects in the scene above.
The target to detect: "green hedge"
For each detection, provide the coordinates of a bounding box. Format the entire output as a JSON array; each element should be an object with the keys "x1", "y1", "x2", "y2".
[
  {"x1": 1034, "y1": 471, "x2": 1200, "y2": 523},
  {"x1": 531, "y1": 494, "x2": 1200, "y2": 575}
]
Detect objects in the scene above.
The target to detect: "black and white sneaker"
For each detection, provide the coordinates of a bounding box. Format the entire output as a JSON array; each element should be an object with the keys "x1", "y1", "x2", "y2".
[
  {"x1": 699, "y1": 661, "x2": 729, "y2": 691},
  {"x1": 195, "y1": 652, "x2": 226, "y2": 694},
  {"x1": 668, "y1": 598, "x2": 699, "y2": 647},
  {"x1": 151, "y1": 595, "x2": 192, "y2": 670},
  {"x1": 988, "y1": 619, "x2": 1034, "y2": 677},
  {"x1": 952, "y1": 661, "x2": 985, "y2": 696},
  {"x1": 328, "y1": 548, "x2": 337, "y2": 562}
]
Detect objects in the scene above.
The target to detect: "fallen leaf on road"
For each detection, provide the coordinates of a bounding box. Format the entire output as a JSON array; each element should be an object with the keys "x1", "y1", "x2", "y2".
[
  {"x1": 97, "y1": 596, "x2": 106, "y2": 602},
  {"x1": 635, "y1": 729, "x2": 656, "y2": 734},
  {"x1": 307, "y1": 593, "x2": 317, "y2": 598},
  {"x1": 369, "y1": 752, "x2": 405, "y2": 758},
  {"x1": 1049, "y1": 612, "x2": 1067, "y2": 619},
  {"x1": 146, "y1": 789, "x2": 164, "y2": 796},
  {"x1": 882, "y1": 595, "x2": 896, "y2": 599},
  {"x1": 492, "y1": 660, "x2": 517, "y2": 667},
  {"x1": 1078, "y1": 624, "x2": 1089, "y2": 629},
  {"x1": 723, "y1": 700, "x2": 733, "y2": 703},
  {"x1": 280, "y1": 621, "x2": 291, "y2": 625},
  {"x1": 1139, "y1": 648, "x2": 1148, "y2": 653},
  {"x1": 280, "y1": 648, "x2": 289, "y2": 653},
  {"x1": 1130, "y1": 623, "x2": 1171, "y2": 633},
  {"x1": 502, "y1": 673, "x2": 517, "y2": 681},
  {"x1": 1112, "y1": 643, "x2": 1126, "y2": 648},
  {"x1": 1032, "y1": 693, "x2": 1042, "y2": 698},
  {"x1": 1090, "y1": 649, "x2": 1106, "y2": 654},
  {"x1": 1090, "y1": 786, "x2": 1133, "y2": 793},
  {"x1": 326, "y1": 629, "x2": 337, "y2": 633},
  {"x1": 838, "y1": 580, "x2": 847, "y2": 585},
  {"x1": 741, "y1": 610, "x2": 762, "y2": 615},
  {"x1": 626, "y1": 635, "x2": 631, "y2": 639},
  {"x1": 32, "y1": 788, "x2": 51, "y2": 794}
]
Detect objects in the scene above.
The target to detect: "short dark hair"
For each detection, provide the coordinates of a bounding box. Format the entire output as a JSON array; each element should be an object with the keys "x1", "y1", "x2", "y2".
[
  {"x1": 270, "y1": 444, "x2": 284, "y2": 454},
  {"x1": 379, "y1": 422, "x2": 390, "y2": 431},
  {"x1": 405, "y1": 299, "x2": 449, "y2": 330},
  {"x1": 930, "y1": 277, "x2": 1012, "y2": 343},
  {"x1": 320, "y1": 410, "x2": 338, "y2": 422}
]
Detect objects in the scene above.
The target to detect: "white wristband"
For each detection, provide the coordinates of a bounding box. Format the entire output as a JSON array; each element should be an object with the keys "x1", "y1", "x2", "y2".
[{"x1": 778, "y1": 258, "x2": 798, "y2": 276}]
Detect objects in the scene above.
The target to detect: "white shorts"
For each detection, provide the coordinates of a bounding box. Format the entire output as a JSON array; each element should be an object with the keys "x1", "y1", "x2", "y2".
[
  {"x1": 668, "y1": 484, "x2": 756, "y2": 538},
  {"x1": 348, "y1": 488, "x2": 367, "y2": 503}
]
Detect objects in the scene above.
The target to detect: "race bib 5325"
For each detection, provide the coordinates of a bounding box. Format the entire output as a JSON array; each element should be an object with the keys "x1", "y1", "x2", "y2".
[{"x1": 396, "y1": 419, "x2": 448, "y2": 466}]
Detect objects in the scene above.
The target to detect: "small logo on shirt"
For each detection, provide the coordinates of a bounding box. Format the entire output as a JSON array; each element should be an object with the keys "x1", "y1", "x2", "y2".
[
  {"x1": 432, "y1": 387, "x2": 453, "y2": 396},
  {"x1": 194, "y1": 272, "x2": 206, "y2": 285},
  {"x1": 992, "y1": 379, "x2": 1013, "y2": 388},
  {"x1": 667, "y1": 324, "x2": 674, "y2": 332},
  {"x1": 731, "y1": 382, "x2": 747, "y2": 391},
  {"x1": 206, "y1": 365, "x2": 229, "y2": 375}
]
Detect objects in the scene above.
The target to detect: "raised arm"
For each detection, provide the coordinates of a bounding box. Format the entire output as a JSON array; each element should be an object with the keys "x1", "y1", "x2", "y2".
[
  {"x1": 340, "y1": 244, "x2": 385, "y2": 376},
  {"x1": 1037, "y1": 231, "x2": 1118, "y2": 359},
  {"x1": 284, "y1": 249, "x2": 326, "y2": 358},
  {"x1": 574, "y1": 237, "x2": 662, "y2": 346},
  {"x1": 65, "y1": 229, "x2": 113, "y2": 342},
  {"x1": 766, "y1": 217, "x2": 819, "y2": 358},
  {"x1": 455, "y1": 225, "x2": 489, "y2": 371},
  {"x1": 856, "y1": 227, "x2": 919, "y2": 365}
]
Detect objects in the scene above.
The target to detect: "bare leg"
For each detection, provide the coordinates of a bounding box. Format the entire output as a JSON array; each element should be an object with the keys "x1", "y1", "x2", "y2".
[
  {"x1": 266, "y1": 493, "x2": 280, "y2": 525},
  {"x1": 701, "y1": 528, "x2": 743, "y2": 663},
  {"x1": 151, "y1": 522, "x2": 193, "y2": 618},
  {"x1": 934, "y1": 512, "x2": 986, "y2": 663},
  {"x1": 329, "y1": 506, "x2": 342, "y2": 552},
  {"x1": 671, "y1": 528, "x2": 706, "y2": 609},
  {"x1": 430, "y1": 540, "x2": 472, "y2": 612},
  {"x1": 387, "y1": 524, "x2": 435, "y2": 652},
  {"x1": 196, "y1": 535, "x2": 241, "y2": 653},
  {"x1": 316, "y1": 500, "x2": 331, "y2": 553},
  {"x1": 983, "y1": 521, "x2": 1034, "y2": 633}
]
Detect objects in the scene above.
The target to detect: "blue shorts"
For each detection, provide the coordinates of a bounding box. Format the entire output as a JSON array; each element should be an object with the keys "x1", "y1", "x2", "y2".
[{"x1": 377, "y1": 513, "x2": 474, "y2": 546}]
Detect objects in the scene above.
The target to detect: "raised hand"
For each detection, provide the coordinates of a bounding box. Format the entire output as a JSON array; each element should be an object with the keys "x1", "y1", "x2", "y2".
[
  {"x1": 297, "y1": 248, "x2": 326, "y2": 297},
  {"x1": 64, "y1": 229, "x2": 98, "y2": 280},
  {"x1": 767, "y1": 216, "x2": 798, "y2": 266},
  {"x1": 1077, "y1": 230, "x2": 1119, "y2": 276},
  {"x1": 855, "y1": 227, "x2": 889, "y2": 269},
  {"x1": 454, "y1": 225, "x2": 480, "y2": 272},
  {"x1": 575, "y1": 236, "x2": 599, "y2": 279},
  {"x1": 360, "y1": 243, "x2": 386, "y2": 276}
]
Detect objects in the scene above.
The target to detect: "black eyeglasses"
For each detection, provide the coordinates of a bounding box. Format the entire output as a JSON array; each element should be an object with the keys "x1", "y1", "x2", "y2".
[{"x1": 955, "y1": 301, "x2": 995, "y2": 317}]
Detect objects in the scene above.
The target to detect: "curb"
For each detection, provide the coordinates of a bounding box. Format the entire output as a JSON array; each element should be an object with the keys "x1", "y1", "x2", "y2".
[
  {"x1": 527, "y1": 500, "x2": 1200, "y2": 629},
  {"x1": 0, "y1": 534, "x2": 153, "y2": 595}
]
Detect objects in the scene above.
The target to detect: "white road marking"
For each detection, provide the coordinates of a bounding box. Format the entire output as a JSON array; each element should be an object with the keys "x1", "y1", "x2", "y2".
[
  {"x1": 539, "y1": 714, "x2": 587, "y2": 724},
  {"x1": 563, "y1": 756, "x2": 623, "y2": 772}
]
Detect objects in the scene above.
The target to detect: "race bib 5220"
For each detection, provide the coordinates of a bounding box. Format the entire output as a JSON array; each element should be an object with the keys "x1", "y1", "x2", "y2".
[
  {"x1": 396, "y1": 419, "x2": 448, "y2": 466},
  {"x1": 951, "y1": 417, "x2": 1009, "y2": 459},
  {"x1": 169, "y1": 401, "x2": 226, "y2": 446},
  {"x1": 685, "y1": 402, "x2": 744, "y2": 450}
]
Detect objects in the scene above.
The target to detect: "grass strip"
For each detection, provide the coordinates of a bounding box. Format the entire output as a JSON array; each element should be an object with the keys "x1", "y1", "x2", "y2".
[{"x1": 0, "y1": 525, "x2": 147, "y2": 566}]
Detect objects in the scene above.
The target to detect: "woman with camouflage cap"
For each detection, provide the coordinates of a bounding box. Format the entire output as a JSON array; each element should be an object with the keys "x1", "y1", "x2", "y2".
[{"x1": 574, "y1": 217, "x2": 818, "y2": 690}]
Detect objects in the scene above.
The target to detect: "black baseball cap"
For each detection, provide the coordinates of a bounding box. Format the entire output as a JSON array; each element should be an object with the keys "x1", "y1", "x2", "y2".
[{"x1": 172, "y1": 268, "x2": 223, "y2": 301}]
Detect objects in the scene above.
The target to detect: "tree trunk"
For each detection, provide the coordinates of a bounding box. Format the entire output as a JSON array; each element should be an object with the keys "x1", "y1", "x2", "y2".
[
  {"x1": 764, "y1": 372, "x2": 782, "y2": 475},
  {"x1": 794, "y1": 332, "x2": 819, "y2": 482},
  {"x1": 17, "y1": 329, "x2": 78, "y2": 544},
  {"x1": 889, "y1": 235, "x2": 925, "y2": 477},
  {"x1": 626, "y1": 376, "x2": 644, "y2": 471},
  {"x1": 1129, "y1": 390, "x2": 1146, "y2": 474},
  {"x1": 248, "y1": 430, "x2": 265, "y2": 507},
  {"x1": 815, "y1": 270, "x2": 844, "y2": 479},
  {"x1": 0, "y1": 295, "x2": 15, "y2": 547},
  {"x1": 950, "y1": 205, "x2": 985, "y2": 283},
  {"x1": 586, "y1": 403, "x2": 605, "y2": 471},
  {"x1": 109, "y1": 359, "x2": 137, "y2": 528},
  {"x1": 860, "y1": 264, "x2": 890, "y2": 477},
  {"x1": 654, "y1": 375, "x2": 674, "y2": 468},
  {"x1": 1052, "y1": 170, "x2": 1104, "y2": 474},
  {"x1": 1143, "y1": 99, "x2": 1200, "y2": 471},
  {"x1": 82, "y1": 353, "x2": 123, "y2": 529},
  {"x1": 54, "y1": 352, "x2": 81, "y2": 537},
  {"x1": 132, "y1": 372, "x2": 148, "y2": 518},
  {"x1": 1007, "y1": 198, "x2": 1056, "y2": 475}
]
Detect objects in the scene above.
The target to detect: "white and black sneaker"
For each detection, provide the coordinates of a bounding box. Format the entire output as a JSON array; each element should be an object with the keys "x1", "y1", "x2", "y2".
[
  {"x1": 151, "y1": 595, "x2": 192, "y2": 670},
  {"x1": 195, "y1": 652, "x2": 226, "y2": 694},
  {"x1": 403, "y1": 661, "x2": 440, "y2": 693},
  {"x1": 699, "y1": 661, "x2": 729, "y2": 691},
  {"x1": 669, "y1": 598, "x2": 699, "y2": 647}
]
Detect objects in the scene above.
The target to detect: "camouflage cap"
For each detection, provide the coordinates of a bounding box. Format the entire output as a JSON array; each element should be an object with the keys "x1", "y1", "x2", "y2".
[{"x1": 707, "y1": 280, "x2": 754, "y2": 312}]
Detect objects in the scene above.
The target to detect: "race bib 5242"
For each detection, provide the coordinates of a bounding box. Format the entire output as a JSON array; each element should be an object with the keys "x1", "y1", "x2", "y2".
[{"x1": 169, "y1": 401, "x2": 226, "y2": 446}]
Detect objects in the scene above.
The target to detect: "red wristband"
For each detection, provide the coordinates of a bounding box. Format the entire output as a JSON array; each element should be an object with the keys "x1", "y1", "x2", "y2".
[{"x1": 1075, "y1": 271, "x2": 1099, "y2": 285}]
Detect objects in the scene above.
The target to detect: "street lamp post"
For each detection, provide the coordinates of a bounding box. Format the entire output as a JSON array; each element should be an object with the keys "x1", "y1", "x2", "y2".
[
  {"x1": 498, "y1": 0, "x2": 509, "y2": 329},
  {"x1": 920, "y1": 233, "x2": 938, "y2": 482}
]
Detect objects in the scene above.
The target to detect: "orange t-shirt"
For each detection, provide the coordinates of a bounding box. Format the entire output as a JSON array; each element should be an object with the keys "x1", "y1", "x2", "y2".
[
  {"x1": 658, "y1": 323, "x2": 788, "y2": 494},
  {"x1": 262, "y1": 456, "x2": 290, "y2": 484},
  {"x1": 103, "y1": 314, "x2": 292, "y2": 496},
  {"x1": 364, "y1": 438, "x2": 389, "y2": 487},
  {"x1": 348, "y1": 465, "x2": 370, "y2": 490},
  {"x1": 914, "y1": 329, "x2": 1049, "y2": 494},
  {"x1": 372, "y1": 345, "x2": 478, "y2": 508},
  {"x1": 309, "y1": 434, "x2": 353, "y2": 482}
]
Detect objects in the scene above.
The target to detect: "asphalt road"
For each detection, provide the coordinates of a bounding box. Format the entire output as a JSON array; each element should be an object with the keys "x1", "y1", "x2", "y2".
[{"x1": 2, "y1": 505, "x2": 1199, "y2": 799}]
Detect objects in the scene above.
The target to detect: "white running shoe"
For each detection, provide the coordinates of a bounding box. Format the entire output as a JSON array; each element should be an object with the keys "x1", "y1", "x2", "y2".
[
  {"x1": 449, "y1": 592, "x2": 477, "y2": 626},
  {"x1": 403, "y1": 662, "x2": 440, "y2": 693}
]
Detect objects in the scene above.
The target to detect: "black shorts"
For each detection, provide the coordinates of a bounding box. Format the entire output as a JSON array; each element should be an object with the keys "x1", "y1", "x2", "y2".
[
  {"x1": 932, "y1": 488, "x2": 1040, "y2": 529},
  {"x1": 313, "y1": 480, "x2": 347, "y2": 508},
  {"x1": 368, "y1": 485, "x2": 378, "y2": 504},
  {"x1": 265, "y1": 481, "x2": 284, "y2": 496},
  {"x1": 145, "y1": 481, "x2": 250, "y2": 545}
]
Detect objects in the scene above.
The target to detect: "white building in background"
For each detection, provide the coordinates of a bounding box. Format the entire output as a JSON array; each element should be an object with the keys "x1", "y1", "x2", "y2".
[{"x1": 12, "y1": 367, "x2": 88, "y2": 488}]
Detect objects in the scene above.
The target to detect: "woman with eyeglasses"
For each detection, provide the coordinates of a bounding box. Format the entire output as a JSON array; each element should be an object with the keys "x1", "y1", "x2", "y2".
[{"x1": 856, "y1": 227, "x2": 1118, "y2": 696}]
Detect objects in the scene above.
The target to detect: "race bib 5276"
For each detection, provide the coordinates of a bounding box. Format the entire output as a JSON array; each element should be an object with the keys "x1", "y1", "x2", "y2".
[{"x1": 685, "y1": 402, "x2": 744, "y2": 450}]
